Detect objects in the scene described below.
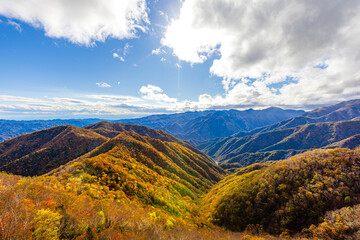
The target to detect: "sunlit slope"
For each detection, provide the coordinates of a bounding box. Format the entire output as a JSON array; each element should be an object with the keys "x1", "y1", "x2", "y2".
[
  {"x1": 203, "y1": 149, "x2": 360, "y2": 234},
  {"x1": 51, "y1": 131, "x2": 225, "y2": 217},
  {"x1": 84, "y1": 121, "x2": 209, "y2": 158}
]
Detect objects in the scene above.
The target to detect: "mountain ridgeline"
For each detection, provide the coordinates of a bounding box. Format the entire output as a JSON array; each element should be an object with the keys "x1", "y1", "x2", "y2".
[
  {"x1": 0, "y1": 125, "x2": 108, "y2": 176},
  {"x1": 119, "y1": 107, "x2": 304, "y2": 143},
  {"x1": 199, "y1": 99, "x2": 360, "y2": 170},
  {"x1": 0, "y1": 122, "x2": 222, "y2": 178}
]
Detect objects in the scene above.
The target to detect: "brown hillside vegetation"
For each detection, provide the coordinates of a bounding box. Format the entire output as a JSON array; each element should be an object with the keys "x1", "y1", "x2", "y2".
[
  {"x1": 308, "y1": 203, "x2": 360, "y2": 239},
  {"x1": 84, "y1": 121, "x2": 208, "y2": 158},
  {"x1": 0, "y1": 172, "x2": 283, "y2": 240},
  {"x1": 0, "y1": 121, "x2": 214, "y2": 177},
  {"x1": 0, "y1": 125, "x2": 107, "y2": 176},
  {"x1": 0, "y1": 129, "x2": 281, "y2": 239},
  {"x1": 203, "y1": 149, "x2": 360, "y2": 235},
  {"x1": 50, "y1": 131, "x2": 225, "y2": 216}
]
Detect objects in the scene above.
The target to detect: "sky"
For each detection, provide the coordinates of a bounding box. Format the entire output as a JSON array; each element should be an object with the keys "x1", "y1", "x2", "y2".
[{"x1": 0, "y1": 0, "x2": 359, "y2": 120}]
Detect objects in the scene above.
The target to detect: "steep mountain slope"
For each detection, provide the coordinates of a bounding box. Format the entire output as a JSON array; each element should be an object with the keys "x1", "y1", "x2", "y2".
[
  {"x1": 0, "y1": 118, "x2": 102, "y2": 142},
  {"x1": 233, "y1": 99, "x2": 360, "y2": 137},
  {"x1": 0, "y1": 121, "x2": 218, "y2": 177},
  {"x1": 120, "y1": 108, "x2": 304, "y2": 142},
  {"x1": 50, "y1": 130, "x2": 225, "y2": 216},
  {"x1": 83, "y1": 121, "x2": 209, "y2": 158},
  {"x1": 202, "y1": 120, "x2": 360, "y2": 169},
  {"x1": 0, "y1": 125, "x2": 108, "y2": 176},
  {"x1": 203, "y1": 149, "x2": 360, "y2": 235},
  {"x1": 326, "y1": 134, "x2": 360, "y2": 149},
  {"x1": 199, "y1": 99, "x2": 360, "y2": 170},
  {"x1": 0, "y1": 122, "x2": 230, "y2": 239}
]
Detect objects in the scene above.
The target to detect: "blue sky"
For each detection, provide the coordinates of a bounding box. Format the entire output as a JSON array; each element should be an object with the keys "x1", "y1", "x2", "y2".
[{"x1": 0, "y1": 0, "x2": 359, "y2": 119}]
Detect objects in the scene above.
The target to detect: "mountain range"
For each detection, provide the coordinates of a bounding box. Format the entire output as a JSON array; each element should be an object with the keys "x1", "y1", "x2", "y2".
[
  {"x1": 119, "y1": 108, "x2": 304, "y2": 142},
  {"x1": 0, "y1": 108, "x2": 303, "y2": 144},
  {"x1": 199, "y1": 99, "x2": 360, "y2": 170}
]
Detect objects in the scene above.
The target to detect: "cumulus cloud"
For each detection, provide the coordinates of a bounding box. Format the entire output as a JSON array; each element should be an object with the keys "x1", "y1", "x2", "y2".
[
  {"x1": 0, "y1": 0, "x2": 149, "y2": 45},
  {"x1": 162, "y1": 0, "x2": 360, "y2": 107},
  {"x1": 139, "y1": 84, "x2": 177, "y2": 103},
  {"x1": 96, "y1": 82, "x2": 112, "y2": 88}
]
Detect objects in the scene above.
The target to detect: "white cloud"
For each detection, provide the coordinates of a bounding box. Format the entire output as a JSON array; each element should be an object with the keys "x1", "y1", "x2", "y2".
[
  {"x1": 152, "y1": 48, "x2": 166, "y2": 55},
  {"x1": 96, "y1": 82, "x2": 112, "y2": 88},
  {"x1": 162, "y1": 0, "x2": 360, "y2": 107},
  {"x1": 0, "y1": 0, "x2": 149, "y2": 46},
  {"x1": 0, "y1": 94, "x2": 168, "y2": 119},
  {"x1": 139, "y1": 84, "x2": 177, "y2": 103},
  {"x1": 175, "y1": 63, "x2": 182, "y2": 69},
  {"x1": 7, "y1": 19, "x2": 22, "y2": 32},
  {"x1": 113, "y1": 43, "x2": 132, "y2": 61},
  {"x1": 160, "y1": 57, "x2": 166, "y2": 62},
  {"x1": 113, "y1": 52, "x2": 125, "y2": 62},
  {"x1": 87, "y1": 94, "x2": 140, "y2": 102}
]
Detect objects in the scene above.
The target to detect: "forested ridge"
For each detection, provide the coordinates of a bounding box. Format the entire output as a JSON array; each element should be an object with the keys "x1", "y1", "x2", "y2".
[{"x1": 203, "y1": 149, "x2": 360, "y2": 236}]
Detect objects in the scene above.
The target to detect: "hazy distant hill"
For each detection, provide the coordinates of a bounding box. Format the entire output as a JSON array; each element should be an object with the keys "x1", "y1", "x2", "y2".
[
  {"x1": 0, "y1": 108, "x2": 303, "y2": 143},
  {"x1": 120, "y1": 107, "x2": 304, "y2": 142},
  {"x1": 0, "y1": 118, "x2": 102, "y2": 142}
]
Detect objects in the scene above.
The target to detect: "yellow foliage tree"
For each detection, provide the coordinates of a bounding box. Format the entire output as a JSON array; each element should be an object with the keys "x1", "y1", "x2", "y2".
[{"x1": 33, "y1": 209, "x2": 62, "y2": 240}]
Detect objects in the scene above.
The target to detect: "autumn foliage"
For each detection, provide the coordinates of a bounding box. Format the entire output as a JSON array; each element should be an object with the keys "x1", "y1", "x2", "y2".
[{"x1": 203, "y1": 149, "x2": 360, "y2": 235}]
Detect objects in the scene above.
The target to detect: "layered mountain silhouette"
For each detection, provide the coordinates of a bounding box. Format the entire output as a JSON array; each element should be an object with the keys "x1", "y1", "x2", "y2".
[
  {"x1": 120, "y1": 107, "x2": 304, "y2": 142},
  {"x1": 199, "y1": 99, "x2": 360, "y2": 170},
  {"x1": 233, "y1": 99, "x2": 360, "y2": 137},
  {"x1": 0, "y1": 108, "x2": 303, "y2": 143}
]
